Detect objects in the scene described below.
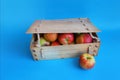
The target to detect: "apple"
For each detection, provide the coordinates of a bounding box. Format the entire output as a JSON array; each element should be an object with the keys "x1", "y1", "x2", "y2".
[
  {"x1": 58, "y1": 33, "x2": 74, "y2": 45},
  {"x1": 79, "y1": 53, "x2": 95, "y2": 69},
  {"x1": 51, "y1": 41, "x2": 60, "y2": 46},
  {"x1": 40, "y1": 37, "x2": 50, "y2": 46},
  {"x1": 76, "y1": 33, "x2": 92, "y2": 44},
  {"x1": 44, "y1": 33, "x2": 58, "y2": 42}
]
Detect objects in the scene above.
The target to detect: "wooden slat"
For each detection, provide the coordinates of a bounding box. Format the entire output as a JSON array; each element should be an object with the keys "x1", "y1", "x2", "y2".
[
  {"x1": 41, "y1": 43, "x2": 99, "y2": 51},
  {"x1": 41, "y1": 50, "x2": 82, "y2": 60},
  {"x1": 30, "y1": 42, "x2": 100, "y2": 60},
  {"x1": 27, "y1": 18, "x2": 100, "y2": 33},
  {"x1": 39, "y1": 43, "x2": 100, "y2": 60}
]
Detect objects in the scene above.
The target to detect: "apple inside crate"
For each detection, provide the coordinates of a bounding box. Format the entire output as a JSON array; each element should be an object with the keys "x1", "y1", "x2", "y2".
[{"x1": 26, "y1": 18, "x2": 100, "y2": 60}]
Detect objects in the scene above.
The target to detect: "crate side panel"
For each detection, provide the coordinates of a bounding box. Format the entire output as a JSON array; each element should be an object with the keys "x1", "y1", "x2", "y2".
[
  {"x1": 41, "y1": 43, "x2": 99, "y2": 51},
  {"x1": 41, "y1": 50, "x2": 85, "y2": 60},
  {"x1": 40, "y1": 43, "x2": 100, "y2": 60}
]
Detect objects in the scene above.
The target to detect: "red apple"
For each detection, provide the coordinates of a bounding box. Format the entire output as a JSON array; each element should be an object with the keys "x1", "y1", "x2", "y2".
[
  {"x1": 51, "y1": 41, "x2": 60, "y2": 46},
  {"x1": 79, "y1": 53, "x2": 95, "y2": 69},
  {"x1": 76, "y1": 33, "x2": 92, "y2": 44},
  {"x1": 44, "y1": 33, "x2": 58, "y2": 42},
  {"x1": 58, "y1": 33, "x2": 74, "y2": 45}
]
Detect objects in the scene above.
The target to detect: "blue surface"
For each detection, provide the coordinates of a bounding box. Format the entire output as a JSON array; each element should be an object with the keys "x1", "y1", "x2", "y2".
[{"x1": 1, "y1": 0, "x2": 120, "y2": 80}]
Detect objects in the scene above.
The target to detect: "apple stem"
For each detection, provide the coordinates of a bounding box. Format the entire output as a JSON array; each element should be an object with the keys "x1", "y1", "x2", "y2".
[{"x1": 87, "y1": 57, "x2": 91, "y2": 59}]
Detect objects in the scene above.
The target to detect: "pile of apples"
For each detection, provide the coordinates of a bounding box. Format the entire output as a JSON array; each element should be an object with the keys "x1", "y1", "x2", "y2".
[{"x1": 40, "y1": 33, "x2": 93, "y2": 46}]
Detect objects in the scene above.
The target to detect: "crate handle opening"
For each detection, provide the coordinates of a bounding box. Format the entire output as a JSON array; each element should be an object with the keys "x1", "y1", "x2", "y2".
[{"x1": 89, "y1": 33, "x2": 100, "y2": 42}]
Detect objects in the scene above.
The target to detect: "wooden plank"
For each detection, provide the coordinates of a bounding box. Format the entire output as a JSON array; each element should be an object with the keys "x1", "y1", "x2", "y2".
[
  {"x1": 41, "y1": 50, "x2": 83, "y2": 60},
  {"x1": 30, "y1": 40, "x2": 41, "y2": 60},
  {"x1": 30, "y1": 42, "x2": 100, "y2": 60},
  {"x1": 26, "y1": 18, "x2": 100, "y2": 33},
  {"x1": 41, "y1": 43, "x2": 99, "y2": 51},
  {"x1": 39, "y1": 43, "x2": 100, "y2": 60}
]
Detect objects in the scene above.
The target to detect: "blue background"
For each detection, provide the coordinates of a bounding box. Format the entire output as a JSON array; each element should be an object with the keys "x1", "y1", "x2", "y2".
[{"x1": 1, "y1": 0, "x2": 120, "y2": 80}]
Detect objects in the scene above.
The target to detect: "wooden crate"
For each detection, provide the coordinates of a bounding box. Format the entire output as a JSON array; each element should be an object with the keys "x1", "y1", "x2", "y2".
[{"x1": 26, "y1": 18, "x2": 100, "y2": 60}]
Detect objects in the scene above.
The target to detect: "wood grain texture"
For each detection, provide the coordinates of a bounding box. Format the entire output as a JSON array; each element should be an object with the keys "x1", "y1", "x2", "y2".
[
  {"x1": 30, "y1": 43, "x2": 100, "y2": 60},
  {"x1": 26, "y1": 18, "x2": 100, "y2": 33}
]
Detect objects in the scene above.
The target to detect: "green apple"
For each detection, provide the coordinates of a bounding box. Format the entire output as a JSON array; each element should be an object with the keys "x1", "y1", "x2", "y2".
[{"x1": 40, "y1": 37, "x2": 50, "y2": 46}]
